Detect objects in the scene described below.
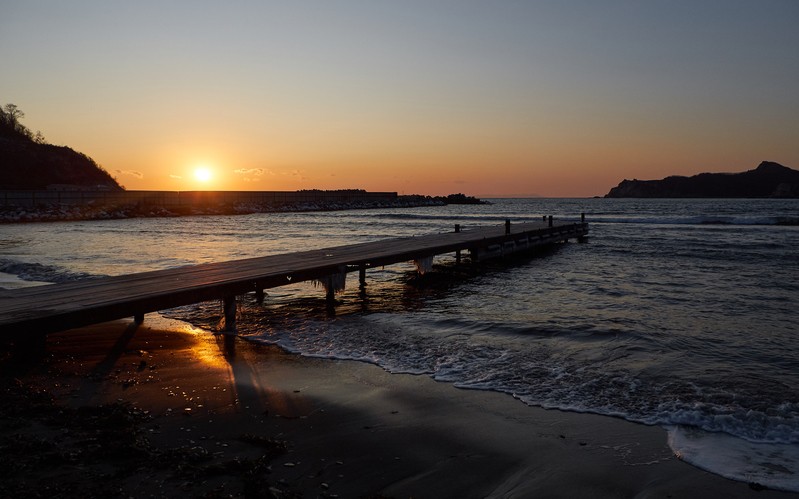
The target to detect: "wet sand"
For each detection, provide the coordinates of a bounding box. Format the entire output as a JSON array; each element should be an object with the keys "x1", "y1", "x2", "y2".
[{"x1": 1, "y1": 316, "x2": 794, "y2": 498}]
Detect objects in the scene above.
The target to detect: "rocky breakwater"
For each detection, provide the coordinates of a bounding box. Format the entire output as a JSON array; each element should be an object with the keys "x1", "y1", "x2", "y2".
[{"x1": 0, "y1": 194, "x2": 450, "y2": 223}]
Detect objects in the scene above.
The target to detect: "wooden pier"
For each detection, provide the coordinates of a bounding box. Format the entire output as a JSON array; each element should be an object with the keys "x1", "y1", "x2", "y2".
[{"x1": 0, "y1": 218, "x2": 588, "y2": 338}]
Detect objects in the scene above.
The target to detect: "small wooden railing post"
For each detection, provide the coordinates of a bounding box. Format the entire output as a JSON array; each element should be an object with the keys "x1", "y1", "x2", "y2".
[
  {"x1": 455, "y1": 224, "x2": 462, "y2": 265},
  {"x1": 505, "y1": 219, "x2": 511, "y2": 234},
  {"x1": 548, "y1": 216, "x2": 553, "y2": 227}
]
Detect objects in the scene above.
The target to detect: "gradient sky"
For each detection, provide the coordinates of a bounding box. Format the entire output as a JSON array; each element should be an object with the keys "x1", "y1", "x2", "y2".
[{"x1": 2, "y1": 1, "x2": 797, "y2": 197}]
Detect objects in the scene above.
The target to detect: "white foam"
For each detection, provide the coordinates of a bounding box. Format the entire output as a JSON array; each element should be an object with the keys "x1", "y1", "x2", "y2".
[
  {"x1": 667, "y1": 426, "x2": 799, "y2": 492},
  {"x1": 0, "y1": 271, "x2": 51, "y2": 290}
]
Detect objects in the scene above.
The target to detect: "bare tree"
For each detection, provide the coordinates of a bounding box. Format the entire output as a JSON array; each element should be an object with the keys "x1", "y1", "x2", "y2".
[{"x1": 1, "y1": 103, "x2": 34, "y2": 139}]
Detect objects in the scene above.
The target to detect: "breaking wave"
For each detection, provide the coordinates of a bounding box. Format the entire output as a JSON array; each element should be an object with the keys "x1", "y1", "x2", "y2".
[{"x1": 0, "y1": 258, "x2": 101, "y2": 284}]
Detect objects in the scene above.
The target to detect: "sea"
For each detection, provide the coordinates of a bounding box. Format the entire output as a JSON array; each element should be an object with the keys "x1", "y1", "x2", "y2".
[{"x1": 1, "y1": 198, "x2": 798, "y2": 491}]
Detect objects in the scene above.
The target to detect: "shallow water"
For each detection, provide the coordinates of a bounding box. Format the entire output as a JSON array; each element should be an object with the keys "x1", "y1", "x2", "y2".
[{"x1": 2, "y1": 198, "x2": 798, "y2": 490}]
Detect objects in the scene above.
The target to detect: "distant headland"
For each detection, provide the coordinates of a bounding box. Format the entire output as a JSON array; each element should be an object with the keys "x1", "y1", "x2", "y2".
[{"x1": 605, "y1": 161, "x2": 799, "y2": 198}]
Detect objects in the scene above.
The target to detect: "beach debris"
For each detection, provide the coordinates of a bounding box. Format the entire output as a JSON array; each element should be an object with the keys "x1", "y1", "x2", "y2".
[
  {"x1": 413, "y1": 256, "x2": 434, "y2": 275},
  {"x1": 238, "y1": 433, "x2": 288, "y2": 452}
]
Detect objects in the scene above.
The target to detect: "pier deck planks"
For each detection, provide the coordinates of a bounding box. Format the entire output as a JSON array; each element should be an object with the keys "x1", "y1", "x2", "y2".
[{"x1": 0, "y1": 221, "x2": 588, "y2": 337}]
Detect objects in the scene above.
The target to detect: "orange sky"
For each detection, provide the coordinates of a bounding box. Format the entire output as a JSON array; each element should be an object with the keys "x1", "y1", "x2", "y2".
[{"x1": 2, "y1": 2, "x2": 797, "y2": 197}]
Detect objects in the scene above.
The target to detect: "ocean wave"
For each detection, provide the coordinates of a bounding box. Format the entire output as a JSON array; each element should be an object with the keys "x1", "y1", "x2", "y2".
[
  {"x1": 347, "y1": 212, "x2": 511, "y2": 223},
  {"x1": 667, "y1": 426, "x2": 799, "y2": 492},
  {"x1": 0, "y1": 258, "x2": 101, "y2": 283},
  {"x1": 213, "y1": 310, "x2": 799, "y2": 447},
  {"x1": 590, "y1": 215, "x2": 799, "y2": 226}
]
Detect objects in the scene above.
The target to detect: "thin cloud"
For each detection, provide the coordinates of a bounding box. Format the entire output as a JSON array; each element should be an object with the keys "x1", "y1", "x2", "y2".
[
  {"x1": 233, "y1": 168, "x2": 266, "y2": 176},
  {"x1": 281, "y1": 169, "x2": 306, "y2": 180},
  {"x1": 169, "y1": 174, "x2": 182, "y2": 179},
  {"x1": 115, "y1": 169, "x2": 143, "y2": 179}
]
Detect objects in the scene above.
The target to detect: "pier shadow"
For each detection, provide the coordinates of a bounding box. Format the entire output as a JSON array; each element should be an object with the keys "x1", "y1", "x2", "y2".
[
  {"x1": 214, "y1": 332, "x2": 268, "y2": 413},
  {"x1": 214, "y1": 333, "x2": 312, "y2": 418},
  {"x1": 87, "y1": 321, "x2": 142, "y2": 380},
  {"x1": 3, "y1": 318, "x2": 144, "y2": 376}
]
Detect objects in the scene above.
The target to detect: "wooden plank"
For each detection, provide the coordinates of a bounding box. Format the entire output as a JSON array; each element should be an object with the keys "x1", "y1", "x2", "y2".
[{"x1": 0, "y1": 221, "x2": 588, "y2": 336}]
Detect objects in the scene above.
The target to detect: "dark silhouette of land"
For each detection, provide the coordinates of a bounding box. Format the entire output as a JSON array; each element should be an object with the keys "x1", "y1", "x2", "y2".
[
  {"x1": 0, "y1": 104, "x2": 122, "y2": 191},
  {"x1": 606, "y1": 161, "x2": 799, "y2": 198},
  {"x1": 1, "y1": 104, "x2": 485, "y2": 212}
]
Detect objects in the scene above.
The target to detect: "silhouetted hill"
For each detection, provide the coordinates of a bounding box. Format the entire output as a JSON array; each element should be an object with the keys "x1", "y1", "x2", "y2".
[
  {"x1": 0, "y1": 104, "x2": 122, "y2": 191},
  {"x1": 605, "y1": 161, "x2": 799, "y2": 198}
]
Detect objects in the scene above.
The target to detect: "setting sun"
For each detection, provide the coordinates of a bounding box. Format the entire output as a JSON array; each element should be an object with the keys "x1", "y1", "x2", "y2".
[{"x1": 194, "y1": 167, "x2": 212, "y2": 183}]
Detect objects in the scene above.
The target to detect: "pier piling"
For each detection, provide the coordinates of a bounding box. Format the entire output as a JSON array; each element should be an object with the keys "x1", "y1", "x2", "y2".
[
  {"x1": 223, "y1": 295, "x2": 237, "y2": 331},
  {"x1": 359, "y1": 265, "x2": 367, "y2": 288}
]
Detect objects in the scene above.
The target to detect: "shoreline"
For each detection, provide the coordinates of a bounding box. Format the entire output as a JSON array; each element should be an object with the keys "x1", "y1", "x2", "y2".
[{"x1": 1, "y1": 316, "x2": 793, "y2": 498}]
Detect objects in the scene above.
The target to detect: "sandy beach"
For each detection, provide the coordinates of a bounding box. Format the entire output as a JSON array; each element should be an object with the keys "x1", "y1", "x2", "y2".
[{"x1": 1, "y1": 316, "x2": 794, "y2": 498}]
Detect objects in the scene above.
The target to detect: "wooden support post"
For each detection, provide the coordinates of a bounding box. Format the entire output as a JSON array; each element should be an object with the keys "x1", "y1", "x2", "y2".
[
  {"x1": 255, "y1": 288, "x2": 265, "y2": 305},
  {"x1": 505, "y1": 219, "x2": 511, "y2": 234},
  {"x1": 581, "y1": 212, "x2": 586, "y2": 223},
  {"x1": 455, "y1": 250, "x2": 461, "y2": 265},
  {"x1": 358, "y1": 265, "x2": 368, "y2": 300},
  {"x1": 469, "y1": 248, "x2": 479, "y2": 262},
  {"x1": 134, "y1": 313, "x2": 145, "y2": 325},
  {"x1": 454, "y1": 224, "x2": 460, "y2": 233},
  {"x1": 542, "y1": 215, "x2": 547, "y2": 222},
  {"x1": 548, "y1": 215, "x2": 553, "y2": 227},
  {"x1": 223, "y1": 295, "x2": 237, "y2": 332}
]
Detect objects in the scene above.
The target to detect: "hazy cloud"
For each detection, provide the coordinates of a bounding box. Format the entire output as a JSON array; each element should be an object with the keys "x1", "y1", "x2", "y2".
[
  {"x1": 169, "y1": 174, "x2": 182, "y2": 179},
  {"x1": 233, "y1": 168, "x2": 266, "y2": 176},
  {"x1": 115, "y1": 169, "x2": 143, "y2": 179},
  {"x1": 234, "y1": 168, "x2": 273, "y2": 182},
  {"x1": 280, "y1": 169, "x2": 306, "y2": 180}
]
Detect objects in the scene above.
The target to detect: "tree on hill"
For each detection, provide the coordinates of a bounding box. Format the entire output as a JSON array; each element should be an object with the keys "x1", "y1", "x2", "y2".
[
  {"x1": 0, "y1": 103, "x2": 46, "y2": 143},
  {"x1": 0, "y1": 103, "x2": 123, "y2": 190}
]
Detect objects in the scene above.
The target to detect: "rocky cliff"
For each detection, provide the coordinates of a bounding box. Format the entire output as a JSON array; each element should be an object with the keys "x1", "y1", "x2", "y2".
[{"x1": 605, "y1": 161, "x2": 799, "y2": 198}]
